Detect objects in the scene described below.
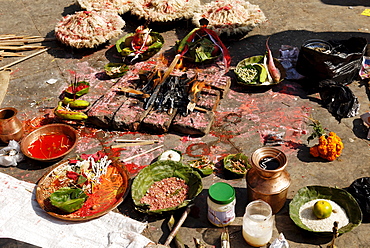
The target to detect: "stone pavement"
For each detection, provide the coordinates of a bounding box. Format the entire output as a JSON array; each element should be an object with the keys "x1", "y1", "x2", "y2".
[{"x1": 0, "y1": 0, "x2": 370, "y2": 247}]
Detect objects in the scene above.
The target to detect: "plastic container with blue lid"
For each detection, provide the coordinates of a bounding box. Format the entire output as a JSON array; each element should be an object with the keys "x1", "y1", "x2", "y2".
[{"x1": 207, "y1": 182, "x2": 236, "y2": 226}]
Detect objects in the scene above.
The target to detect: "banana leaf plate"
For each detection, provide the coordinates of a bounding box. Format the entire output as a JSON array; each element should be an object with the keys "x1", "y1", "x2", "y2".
[
  {"x1": 131, "y1": 160, "x2": 203, "y2": 214},
  {"x1": 289, "y1": 185, "x2": 362, "y2": 236},
  {"x1": 36, "y1": 159, "x2": 129, "y2": 221}
]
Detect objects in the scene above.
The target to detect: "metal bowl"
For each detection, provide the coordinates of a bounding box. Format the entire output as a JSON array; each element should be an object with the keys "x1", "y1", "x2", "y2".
[
  {"x1": 302, "y1": 39, "x2": 332, "y2": 54},
  {"x1": 20, "y1": 124, "x2": 78, "y2": 162}
]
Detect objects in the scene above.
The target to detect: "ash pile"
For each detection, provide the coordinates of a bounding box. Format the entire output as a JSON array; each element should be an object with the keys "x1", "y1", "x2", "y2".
[{"x1": 86, "y1": 62, "x2": 230, "y2": 136}]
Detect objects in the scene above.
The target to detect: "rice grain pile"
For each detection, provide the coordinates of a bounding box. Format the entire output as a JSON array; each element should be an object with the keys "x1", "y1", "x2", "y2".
[
  {"x1": 140, "y1": 177, "x2": 189, "y2": 210},
  {"x1": 299, "y1": 199, "x2": 349, "y2": 232}
]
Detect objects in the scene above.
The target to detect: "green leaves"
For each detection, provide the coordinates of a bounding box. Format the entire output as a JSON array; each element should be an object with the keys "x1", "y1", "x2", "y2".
[
  {"x1": 289, "y1": 186, "x2": 362, "y2": 235},
  {"x1": 50, "y1": 187, "x2": 88, "y2": 213},
  {"x1": 131, "y1": 160, "x2": 202, "y2": 214},
  {"x1": 306, "y1": 117, "x2": 326, "y2": 143},
  {"x1": 104, "y1": 63, "x2": 129, "y2": 78},
  {"x1": 116, "y1": 31, "x2": 164, "y2": 62}
]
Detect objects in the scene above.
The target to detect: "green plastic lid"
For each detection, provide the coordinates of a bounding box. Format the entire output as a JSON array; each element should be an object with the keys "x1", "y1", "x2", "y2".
[{"x1": 209, "y1": 182, "x2": 235, "y2": 204}]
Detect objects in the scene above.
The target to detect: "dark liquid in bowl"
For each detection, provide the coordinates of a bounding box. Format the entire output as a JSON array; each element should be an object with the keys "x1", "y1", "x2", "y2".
[{"x1": 259, "y1": 157, "x2": 280, "y2": 170}]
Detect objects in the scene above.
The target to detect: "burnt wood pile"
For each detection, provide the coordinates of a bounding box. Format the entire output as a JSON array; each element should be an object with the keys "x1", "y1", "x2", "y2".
[{"x1": 85, "y1": 61, "x2": 230, "y2": 136}]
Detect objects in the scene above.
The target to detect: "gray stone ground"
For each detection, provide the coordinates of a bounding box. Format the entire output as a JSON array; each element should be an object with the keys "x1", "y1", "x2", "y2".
[{"x1": 1, "y1": 0, "x2": 370, "y2": 247}]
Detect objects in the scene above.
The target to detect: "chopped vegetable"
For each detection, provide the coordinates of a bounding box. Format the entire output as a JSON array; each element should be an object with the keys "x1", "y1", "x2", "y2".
[
  {"x1": 223, "y1": 153, "x2": 251, "y2": 177},
  {"x1": 188, "y1": 156, "x2": 215, "y2": 177}
]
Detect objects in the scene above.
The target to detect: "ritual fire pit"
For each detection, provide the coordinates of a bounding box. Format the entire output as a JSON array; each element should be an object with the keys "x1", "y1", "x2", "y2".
[{"x1": 87, "y1": 57, "x2": 231, "y2": 136}]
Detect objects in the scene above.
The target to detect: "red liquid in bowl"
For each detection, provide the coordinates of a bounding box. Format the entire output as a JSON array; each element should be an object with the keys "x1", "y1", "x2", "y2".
[{"x1": 27, "y1": 134, "x2": 74, "y2": 159}]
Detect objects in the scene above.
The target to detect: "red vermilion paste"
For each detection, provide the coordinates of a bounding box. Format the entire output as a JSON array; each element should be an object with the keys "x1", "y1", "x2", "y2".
[{"x1": 28, "y1": 134, "x2": 74, "y2": 159}]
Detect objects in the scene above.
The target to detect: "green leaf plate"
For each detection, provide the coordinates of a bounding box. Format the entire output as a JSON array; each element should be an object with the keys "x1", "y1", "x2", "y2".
[
  {"x1": 289, "y1": 185, "x2": 362, "y2": 235},
  {"x1": 131, "y1": 160, "x2": 203, "y2": 214},
  {"x1": 234, "y1": 55, "x2": 286, "y2": 86}
]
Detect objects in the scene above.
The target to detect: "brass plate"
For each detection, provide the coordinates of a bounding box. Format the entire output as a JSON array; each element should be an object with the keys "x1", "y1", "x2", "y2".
[{"x1": 36, "y1": 159, "x2": 129, "y2": 221}]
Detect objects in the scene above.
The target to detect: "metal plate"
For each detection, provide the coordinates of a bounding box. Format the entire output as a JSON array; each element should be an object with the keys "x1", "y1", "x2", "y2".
[{"x1": 36, "y1": 159, "x2": 129, "y2": 221}]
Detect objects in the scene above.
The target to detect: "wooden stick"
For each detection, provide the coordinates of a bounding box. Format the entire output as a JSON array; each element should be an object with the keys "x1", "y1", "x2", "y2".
[
  {"x1": 0, "y1": 51, "x2": 25, "y2": 57},
  {"x1": 194, "y1": 106, "x2": 208, "y2": 113},
  {"x1": 111, "y1": 140, "x2": 159, "y2": 148},
  {"x1": 0, "y1": 48, "x2": 48, "y2": 71},
  {"x1": 161, "y1": 54, "x2": 181, "y2": 83},
  {"x1": 0, "y1": 42, "x2": 25, "y2": 46},
  {"x1": 121, "y1": 145, "x2": 163, "y2": 162},
  {"x1": 0, "y1": 45, "x2": 45, "y2": 50},
  {"x1": 115, "y1": 139, "x2": 159, "y2": 143}
]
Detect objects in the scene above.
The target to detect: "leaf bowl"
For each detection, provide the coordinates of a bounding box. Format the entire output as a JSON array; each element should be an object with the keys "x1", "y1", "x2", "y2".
[
  {"x1": 289, "y1": 185, "x2": 362, "y2": 236},
  {"x1": 234, "y1": 55, "x2": 286, "y2": 86},
  {"x1": 223, "y1": 153, "x2": 251, "y2": 178},
  {"x1": 131, "y1": 160, "x2": 203, "y2": 214}
]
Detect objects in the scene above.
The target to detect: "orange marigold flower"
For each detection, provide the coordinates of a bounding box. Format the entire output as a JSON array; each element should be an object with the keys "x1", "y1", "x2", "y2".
[{"x1": 310, "y1": 145, "x2": 320, "y2": 157}]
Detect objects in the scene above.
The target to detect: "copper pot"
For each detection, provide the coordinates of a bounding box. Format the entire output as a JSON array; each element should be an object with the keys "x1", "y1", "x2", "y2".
[
  {"x1": 0, "y1": 107, "x2": 24, "y2": 143},
  {"x1": 246, "y1": 147, "x2": 291, "y2": 214}
]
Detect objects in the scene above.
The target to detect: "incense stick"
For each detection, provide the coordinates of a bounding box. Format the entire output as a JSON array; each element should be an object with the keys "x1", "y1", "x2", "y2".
[
  {"x1": 121, "y1": 145, "x2": 164, "y2": 162},
  {"x1": 0, "y1": 48, "x2": 48, "y2": 71}
]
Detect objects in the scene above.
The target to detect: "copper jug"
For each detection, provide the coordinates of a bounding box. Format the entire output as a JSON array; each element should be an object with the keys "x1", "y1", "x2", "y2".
[
  {"x1": 0, "y1": 107, "x2": 24, "y2": 143},
  {"x1": 246, "y1": 147, "x2": 291, "y2": 214}
]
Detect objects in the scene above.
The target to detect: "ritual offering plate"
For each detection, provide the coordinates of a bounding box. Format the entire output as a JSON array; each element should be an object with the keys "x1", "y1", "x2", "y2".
[
  {"x1": 223, "y1": 153, "x2": 251, "y2": 178},
  {"x1": 36, "y1": 155, "x2": 129, "y2": 221},
  {"x1": 235, "y1": 55, "x2": 286, "y2": 86},
  {"x1": 131, "y1": 160, "x2": 203, "y2": 214},
  {"x1": 289, "y1": 186, "x2": 362, "y2": 235}
]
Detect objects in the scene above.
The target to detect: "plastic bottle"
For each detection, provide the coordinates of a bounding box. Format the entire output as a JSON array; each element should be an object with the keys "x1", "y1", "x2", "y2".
[{"x1": 207, "y1": 182, "x2": 236, "y2": 227}]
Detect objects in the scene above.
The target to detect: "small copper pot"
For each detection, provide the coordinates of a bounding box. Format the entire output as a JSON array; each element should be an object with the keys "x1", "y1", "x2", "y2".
[
  {"x1": 246, "y1": 147, "x2": 291, "y2": 214},
  {"x1": 0, "y1": 107, "x2": 24, "y2": 143}
]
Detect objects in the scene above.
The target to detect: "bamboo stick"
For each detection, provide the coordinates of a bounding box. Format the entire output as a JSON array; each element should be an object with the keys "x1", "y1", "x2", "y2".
[
  {"x1": 111, "y1": 140, "x2": 159, "y2": 148},
  {"x1": 0, "y1": 45, "x2": 45, "y2": 50},
  {"x1": 0, "y1": 51, "x2": 25, "y2": 57},
  {"x1": 115, "y1": 139, "x2": 159, "y2": 143},
  {"x1": 0, "y1": 42, "x2": 25, "y2": 46},
  {"x1": 0, "y1": 48, "x2": 48, "y2": 71},
  {"x1": 0, "y1": 37, "x2": 55, "y2": 44},
  {"x1": 121, "y1": 145, "x2": 164, "y2": 162}
]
